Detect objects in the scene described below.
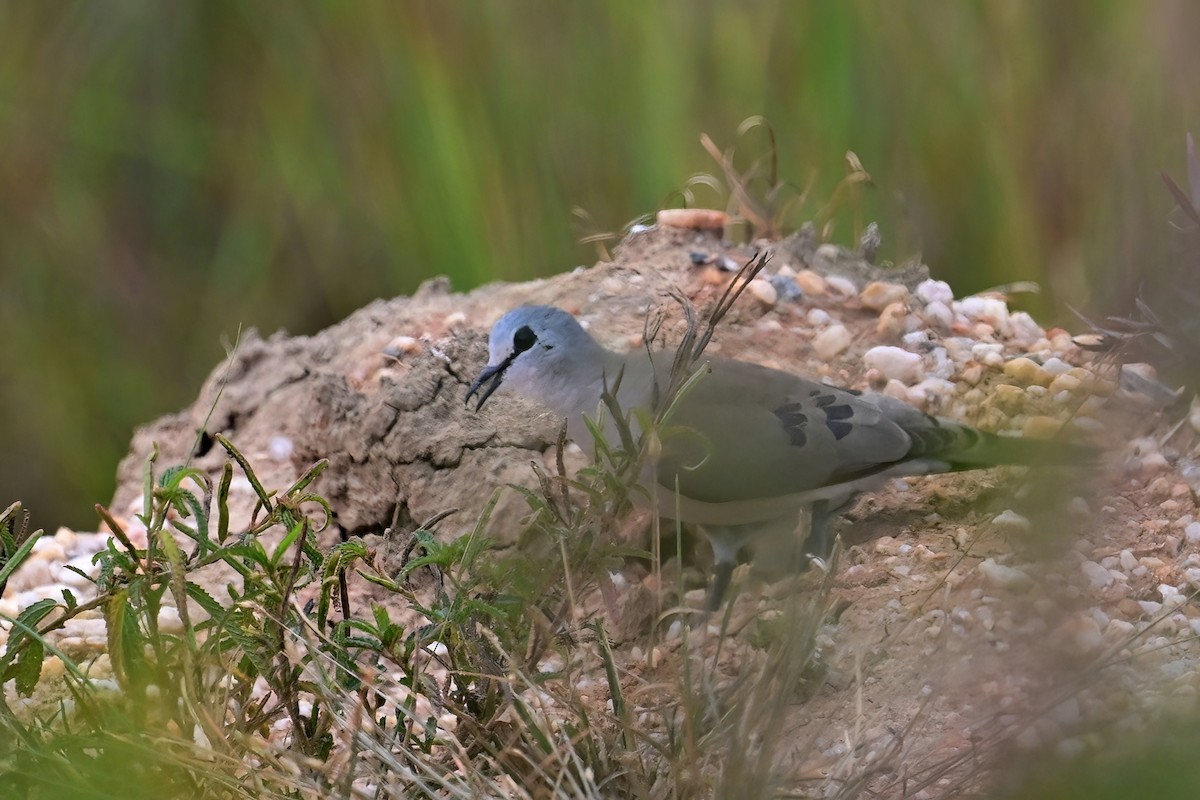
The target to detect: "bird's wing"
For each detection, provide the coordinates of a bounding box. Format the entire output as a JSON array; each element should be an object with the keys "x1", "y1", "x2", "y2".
[{"x1": 650, "y1": 356, "x2": 915, "y2": 504}]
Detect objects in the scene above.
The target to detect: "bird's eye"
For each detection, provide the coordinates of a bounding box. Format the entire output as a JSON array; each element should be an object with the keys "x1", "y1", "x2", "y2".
[{"x1": 512, "y1": 325, "x2": 537, "y2": 354}]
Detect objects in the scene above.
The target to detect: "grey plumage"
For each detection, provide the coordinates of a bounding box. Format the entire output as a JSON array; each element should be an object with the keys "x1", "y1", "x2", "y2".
[{"x1": 468, "y1": 305, "x2": 1091, "y2": 609}]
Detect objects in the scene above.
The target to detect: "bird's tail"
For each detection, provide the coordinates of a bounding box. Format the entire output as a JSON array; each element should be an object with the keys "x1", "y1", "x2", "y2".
[{"x1": 905, "y1": 415, "x2": 1098, "y2": 470}]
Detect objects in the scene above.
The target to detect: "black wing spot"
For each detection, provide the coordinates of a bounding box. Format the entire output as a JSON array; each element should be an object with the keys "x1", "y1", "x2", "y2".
[
  {"x1": 824, "y1": 403, "x2": 854, "y2": 421},
  {"x1": 826, "y1": 420, "x2": 854, "y2": 440},
  {"x1": 814, "y1": 394, "x2": 837, "y2": 408},
  {"x1": 774, "y1": 403, "x2": 810, "y2": 447},
  {"x1": 809, "y1": 389, "x2": 822, "y2": 397}
]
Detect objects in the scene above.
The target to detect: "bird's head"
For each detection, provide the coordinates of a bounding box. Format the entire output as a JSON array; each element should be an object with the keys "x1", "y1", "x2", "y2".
[{"x1": 466, "y1": 305, "x2": 601, "y2": 410}]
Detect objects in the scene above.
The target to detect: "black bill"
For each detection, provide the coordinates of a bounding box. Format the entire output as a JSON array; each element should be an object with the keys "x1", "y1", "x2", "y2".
[{"x1": 465, "y1": 354, "x2": 514, "y2": 410}]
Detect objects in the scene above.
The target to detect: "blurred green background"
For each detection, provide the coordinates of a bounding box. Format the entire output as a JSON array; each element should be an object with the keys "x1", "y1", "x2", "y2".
[{"x1": 1, "y1": 0, "x2": 1198, "y2": 530}]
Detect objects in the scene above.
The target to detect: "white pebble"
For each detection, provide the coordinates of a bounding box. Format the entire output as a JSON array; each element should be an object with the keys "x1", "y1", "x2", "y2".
[
  {"x1": 922, "y1": 301, "x2": 954, "y2": 331},
  {"x1": 1137, "y1": 600, "x2": 1163, "y2": 616},
  {"x1": 806, "y1": 308, "x2": 831, "y2": 326},
  {"x1": 1068, "y1": 616, "x2": 1104, "y2": 654},
  {"x1": 915, "y1": 279, "x2": 954, "y2": 306},
  {"x1": 384, "y1": 335, "x2": 422, "y2": 356},
  {"x1": 910, "y1": 377, "x2": 955, "y2": 408},
  {"x1": 978, "y1": 558, "x2": 1033, "y2": 590},
  {"x1": 1106, "y1": 618, "x2": 1136, "y2": 639},
  {"x1": 956, "y1": 296, "x2": 1011, "y2": 336},
  {"x1": 863, "y1": 346, "x2": 924, "y2": 384},
  {"x1": 1185, "y1": 522, "x2": 1200, "y2": 544},
  {"x1": 16, "y1": 585, "x2": 71, "y2": 608},
  {"x1": 927, "y1": 347, "x2": 955, "y2": 380},
  {"x1": 157, "y1": 606, "x2": 184, "y2": 634},
  {"x1": 1008, "y1": 311, "x2": 1044, "y2": 346},
  {"x1": 826, "y1": 276, "x2": 857, "y2": 297},
  {"x1": 991, "y1": 510, "x2": 1031, "y2": 533},
  {"x1": 1079, "y1": 560, "x2": 1113, "y2": 590},
  {"x1": 812, "y1": 324, "x2": 853, "y2": 360},
  {"x1": 1041, "y1": 357, "x2": 1072, "y2": 375},
  {"x1": 268, "y1": 435, "x2": 294, "y2": 461},
  {"x1": 745, "y1": 278, "x2": 778, "y2": 307}
]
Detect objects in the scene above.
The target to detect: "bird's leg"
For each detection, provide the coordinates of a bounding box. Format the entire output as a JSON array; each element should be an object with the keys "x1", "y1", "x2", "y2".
[
  {"x1": 805, "y1": 499, "x2": 834, "y2": 561},
  {"x1": 705, "y1": 529, "x2": 741, "y2": 612}
]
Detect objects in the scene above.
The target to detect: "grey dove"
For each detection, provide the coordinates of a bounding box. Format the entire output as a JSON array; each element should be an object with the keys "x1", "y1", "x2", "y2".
[{"x1": 467, "y1": 305, "x2": 1091, "y2": 610}]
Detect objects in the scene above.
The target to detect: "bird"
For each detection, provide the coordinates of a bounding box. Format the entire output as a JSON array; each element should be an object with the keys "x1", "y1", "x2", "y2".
[{"x1": 467, "y1": 305, "x2": 1093, "y2": 610}]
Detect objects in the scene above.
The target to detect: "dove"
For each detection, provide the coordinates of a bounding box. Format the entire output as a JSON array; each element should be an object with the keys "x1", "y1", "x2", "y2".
[{"x1": 467, "y1": 305, "x2": 1091, "y2": 610}]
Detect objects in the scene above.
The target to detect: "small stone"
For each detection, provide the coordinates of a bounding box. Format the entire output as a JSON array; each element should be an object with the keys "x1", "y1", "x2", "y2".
[
  {"x1": 1042, "y1": 357, "x2": 1072, "y2": 375},
  {"x1": 985, "y1": 384, "x2": 1029, "y2": 416},
  {"x1": 1185, "y1": 522, "x2": 1200, "y2": 544},
  {"x1": 922, "y1": 300, "x2": 955, "y2": 331},
  {"x1": 1080, "y1": 560, "x2": 1113, "y2": 590},
  {"x1": 860, "y1": 281, "x2": 910, "y2": 312},
  {"x1": 873, "y1": 536, "x2": 905, "y2": 555},
  {"x1": 915, "y1": 279, "x2": 954, "y2": 306},
  {"x1": 53, "y1": 528, "x2": 78, "y2": 550},
  {"x1": 1137, "y1": 600, "x2": 1163, "y2": 617},
  {"x1": 826, "y1": 275, "x2": 857, "y2": 297},
  {"x1": 978, "y1": 558, "x2": 1032, "y2": 590},
  {"x1": 157, "y1": 606, "x2": 184, "y2": 634},
  {"x1": 1105, "y1": 618, "x2": 1136, "y2": 640},
  {"x1": 655, "y1": 208, "x2": 729, "y2": 230},
  {"x1": 909, "y1": 377, "x2": 955, "y2": 410},
  {"x1": 383, "y1": 335, "x2": 422, "y2": 357},
  {"x1": 268, "y1": 435, "x2": 294, "y2": 461},
  {"x1": 972, "y1": 342, "x2": 1005, "y2": 367},
  {"x1": 863, "y1": 346, "x2": 924, "y2": 384},
  {"x1": 956, "y1": 296, "x2": 1011, "y2": 336},
  {"x1": 1060, "y1": 615, "x2": 1104, "y2": 655},
  {"x1": 744, "y1": 278, "x2": 778, "y2": 307},
  {"x1": 1048, "y1": 373, "x2": 1083, "y2": 394},
  {"x1": 876, "y1": 302, "x2": 909, "y2": 338},
  {"x1": 1182, "y1": 568, "x2": 1200, "y2": 590},
  {"x1": 1008, "y1": 312, "x2": 1044, "y2": 346},
  {"x1": 794, "y1": 270, "x2": 827, "y2": 295},
  {"x1": 1003, "y1": 357, "x2": 1052, "y2": 387},
  {"x1": 1147, "y1": 476, "x2": 1172, "y2": 500},
  {"x1": 991, "y1": 510, "x2": 1031, "y2": 533},
  {"x1": 806, "y1": 308, "x2": 831, "y2": 326},
  {"x1": 767, "y1": 274, "x2": 803, "y2": 302},
  {"x1": 960, "y1": 364, "x2": 984, "y2": 385},
  {"x1": 882, "y1": 379, "x2": 910, "y2": 402},
  {"x1": 1022, "y1": 416, "x2": 1066, "y2": 439},
  {"x1": 812, "y1": 324, "x2": 853, "y2": 360}
]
